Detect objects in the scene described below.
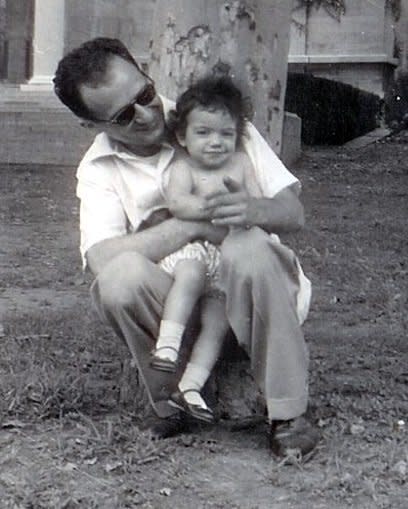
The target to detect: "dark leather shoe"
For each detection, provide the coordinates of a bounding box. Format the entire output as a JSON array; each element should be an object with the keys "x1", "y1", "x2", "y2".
[
  {"x1": 169, "y1": 389, "x2": 215, "y2": 423},
  {"x1": 143, "y1": 413, "x2": 188, "y2": 440},
  {"x1": 269, "y1": 416, "x2": 320, "y2": 459}
]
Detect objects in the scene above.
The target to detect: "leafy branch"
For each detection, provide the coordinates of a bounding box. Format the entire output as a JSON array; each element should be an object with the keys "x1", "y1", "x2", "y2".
[
  {"x1": 386, "y1": 0, "x2": 401, "y2": 21},
  {"x1": 294, "y1": 0, "x2": 346, "y2": 21},
  {"x1": 295, "y1": 0, "x2": 401, "y2": 22}
]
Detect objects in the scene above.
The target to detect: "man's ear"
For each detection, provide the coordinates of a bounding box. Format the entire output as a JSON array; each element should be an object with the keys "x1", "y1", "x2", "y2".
[{"x1": 175, "y1": 131, "x2": 186, "y2": 147}]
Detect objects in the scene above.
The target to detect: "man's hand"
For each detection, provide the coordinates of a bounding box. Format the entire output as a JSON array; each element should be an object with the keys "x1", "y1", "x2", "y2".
[
  {"x1": 203, "y1": 176, "x2": 257, "y2": 228},
  {"x1": 203, "y1": 177, "x2": 305, "y2": 234}
]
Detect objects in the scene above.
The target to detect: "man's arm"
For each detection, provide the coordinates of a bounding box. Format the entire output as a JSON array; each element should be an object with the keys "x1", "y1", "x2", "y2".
[
  {"x1": 86, "y1": 217, "x2": 227, "y2": 276},
  {"x1": 204, "y1": 178, "x2": 304, "y2": 234}
]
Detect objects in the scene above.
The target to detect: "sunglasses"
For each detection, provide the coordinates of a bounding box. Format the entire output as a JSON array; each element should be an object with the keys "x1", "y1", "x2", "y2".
[{"x1": 106, "y1": 83, "x2": 157, "y2": 126}]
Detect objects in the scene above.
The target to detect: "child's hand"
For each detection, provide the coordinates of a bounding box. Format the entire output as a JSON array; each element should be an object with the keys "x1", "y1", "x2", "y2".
[
  {"x1": 199, "y1": 222, "x2": 229, "y2": 245},
  {"x1": 197, "y1": 197, "x2": 215, "y2": 219}
]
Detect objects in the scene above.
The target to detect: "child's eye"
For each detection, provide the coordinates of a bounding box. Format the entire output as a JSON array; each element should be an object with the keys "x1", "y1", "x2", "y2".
[
  {"x1": 195, "y1": 129, "x2": 209, "y2": 135},
  {"x1": 222, "y1": 131, "x2": 235, "y2": 137}
]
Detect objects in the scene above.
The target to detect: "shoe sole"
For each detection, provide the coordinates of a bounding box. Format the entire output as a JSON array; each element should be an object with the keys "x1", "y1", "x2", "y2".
[
  {"x1": 168, "y1": 397, "x2": 214, "y2": 424},
  {"x1": 150, "y1": 359, "x2": 177, "y2": 373}
]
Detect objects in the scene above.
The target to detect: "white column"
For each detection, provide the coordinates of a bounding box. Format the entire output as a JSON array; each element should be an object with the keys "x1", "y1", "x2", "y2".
[{"x1": 21, "y1": 0, "x2": 65, "y2": 90}]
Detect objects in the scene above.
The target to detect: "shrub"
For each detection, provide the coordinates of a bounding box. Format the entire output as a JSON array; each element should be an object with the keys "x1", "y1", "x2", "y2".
[{"x1": 285, "y1": 73, "x2": 381, "y2": 145}]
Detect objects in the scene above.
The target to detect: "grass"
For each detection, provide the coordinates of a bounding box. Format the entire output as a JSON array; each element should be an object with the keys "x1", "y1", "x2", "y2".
[
  {"x1": 0, "y1": 134, "x2": 407, "y2": 507},
  {"x1": 0, "y1": 308, "x2": 151, "y2": 421}
]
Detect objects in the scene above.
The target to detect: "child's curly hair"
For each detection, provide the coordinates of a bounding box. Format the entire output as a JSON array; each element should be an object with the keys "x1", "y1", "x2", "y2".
[{"x1": 168, "y1": 76, "x2": 250, "y2": 144}]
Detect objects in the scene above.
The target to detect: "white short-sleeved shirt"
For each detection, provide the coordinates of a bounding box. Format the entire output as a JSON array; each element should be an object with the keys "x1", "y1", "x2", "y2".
[
  {"x1": 76, "y1": 96, "x2": 311, "y2": 321},
  {"x1": 77, "y1": 96, "x2": 299, "y2": 261}
]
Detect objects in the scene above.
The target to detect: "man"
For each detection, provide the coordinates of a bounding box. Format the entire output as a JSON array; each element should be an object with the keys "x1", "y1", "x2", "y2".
[{"x1": 53, "y1": 37, "x2": 319, "y2": 457}]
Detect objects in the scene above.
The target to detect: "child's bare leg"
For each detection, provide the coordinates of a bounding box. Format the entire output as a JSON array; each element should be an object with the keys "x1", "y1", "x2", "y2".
[
  {"x1": 187, "y1": 295, "x2": 228, "y2": 372},
  {"x1": 172, "y1": 295, "x2": 229, "y2": 419},
  {"x1": 152, "y1": 259, "x2": 206, "y2": 371}
]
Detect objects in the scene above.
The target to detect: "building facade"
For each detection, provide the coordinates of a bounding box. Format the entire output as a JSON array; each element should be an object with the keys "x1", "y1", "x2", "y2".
[
  {"x1": 288, "y1": 0, "x2": 403, "y2": 97},
  {"x1": 1, "y1": 0, "x2": 406, "y2": 95},
  {"x1": 0, "y1": 0, "x2": 154, "y2": 87}
]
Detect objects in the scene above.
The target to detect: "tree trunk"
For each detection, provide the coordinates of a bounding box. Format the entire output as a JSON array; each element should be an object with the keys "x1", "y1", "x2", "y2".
[
  {"x1": 149, "y1": 0, "x2": 294, "y2": 154},
  {"x1": 148, "y1": 0, "x2": 294, "y2": 421}
]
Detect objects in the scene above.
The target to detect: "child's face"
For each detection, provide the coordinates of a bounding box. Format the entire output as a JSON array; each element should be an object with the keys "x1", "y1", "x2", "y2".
[{"x1": 177, "y1": 107, "x2": 238, "y2": 169}]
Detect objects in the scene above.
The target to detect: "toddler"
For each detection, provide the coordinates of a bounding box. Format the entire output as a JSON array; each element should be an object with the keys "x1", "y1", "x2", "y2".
[{"x1": 150, "y1": 77, "x2": 261, "y2": 422}]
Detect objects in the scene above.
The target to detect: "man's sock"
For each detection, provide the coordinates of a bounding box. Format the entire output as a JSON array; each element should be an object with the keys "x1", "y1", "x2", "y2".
[
  {"x1": 154, "y1": 320, "x2": 185, "y2": 362},
  {"x1": 178, "y1": 362, "x2": 211, "y2": 409}
]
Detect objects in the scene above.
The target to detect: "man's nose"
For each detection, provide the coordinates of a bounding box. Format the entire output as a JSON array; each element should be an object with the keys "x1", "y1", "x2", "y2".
[{"x1": 132, "y1": 104, "x2": 155, "y2": 125}]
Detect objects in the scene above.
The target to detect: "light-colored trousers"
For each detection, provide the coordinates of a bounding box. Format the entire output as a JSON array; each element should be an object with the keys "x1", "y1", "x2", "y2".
[{"x1": 91, "y1": 227, "x2": 309, "y2": 421}]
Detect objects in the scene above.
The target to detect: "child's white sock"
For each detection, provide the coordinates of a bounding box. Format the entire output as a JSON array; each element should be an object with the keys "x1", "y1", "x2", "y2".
[
  {"x1": 178, "y1": 362, "x2": 211, "y2": 409},
  {"x1": 155, "y1": 320, "x2": 185, "y2": 362}
]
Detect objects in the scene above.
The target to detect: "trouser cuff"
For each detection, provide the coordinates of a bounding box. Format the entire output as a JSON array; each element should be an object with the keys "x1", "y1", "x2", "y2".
[{"x1": 266, "y1": 391, "x2": 308, "y2": 421}]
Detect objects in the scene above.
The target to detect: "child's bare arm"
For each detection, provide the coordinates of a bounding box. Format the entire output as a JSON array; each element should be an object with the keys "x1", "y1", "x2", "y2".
[{"x1": 166, "y1": 161, "x2": 212, "y2": 220}]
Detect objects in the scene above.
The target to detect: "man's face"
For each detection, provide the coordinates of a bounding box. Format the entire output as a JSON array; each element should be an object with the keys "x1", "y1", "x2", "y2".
[{"x1": 79, "y1": 56, "x2": 166, "y2": 155}]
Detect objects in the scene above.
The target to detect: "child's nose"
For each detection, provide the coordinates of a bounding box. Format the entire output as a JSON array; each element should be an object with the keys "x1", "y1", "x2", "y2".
[{"x1": 209, "y1": 133, "x2": 222, "y2": 145}]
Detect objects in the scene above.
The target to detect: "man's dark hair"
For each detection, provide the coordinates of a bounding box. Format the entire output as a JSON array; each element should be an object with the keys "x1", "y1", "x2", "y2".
[
  {"x1": 168, "y1": 76, "x2": 249, "y2": 143},
  {"x1": 53, "y1": 37, "x2": 143, "y2": 120}
]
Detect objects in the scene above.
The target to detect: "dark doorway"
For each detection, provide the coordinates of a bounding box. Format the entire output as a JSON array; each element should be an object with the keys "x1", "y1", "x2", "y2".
[{"x1": 0, "y1": 0, "x2": 34, "y2": 83}]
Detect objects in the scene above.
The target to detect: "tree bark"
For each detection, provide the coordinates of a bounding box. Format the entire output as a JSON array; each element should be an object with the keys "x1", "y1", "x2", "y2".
[{"x1": 149, "y1": 0, "x2": 294, "y2": 154}]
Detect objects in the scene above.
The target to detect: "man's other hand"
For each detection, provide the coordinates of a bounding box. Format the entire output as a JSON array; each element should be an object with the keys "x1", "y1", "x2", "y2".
[{"x1": 204, "y1": 176, "x2": 256, "y2": 228}]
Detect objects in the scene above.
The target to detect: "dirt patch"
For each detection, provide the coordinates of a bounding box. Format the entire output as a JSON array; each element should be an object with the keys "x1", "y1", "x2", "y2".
[{"x1": 0, "y1": 132, "x2": 407, "y2": 508}]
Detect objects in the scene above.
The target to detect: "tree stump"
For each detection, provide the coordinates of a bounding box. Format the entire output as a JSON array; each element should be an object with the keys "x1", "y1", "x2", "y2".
[
  {"x1": 119, "y1": 333, "x2": 265, "y2": 424},
  {"x1": 210, "y1": 333, "x2": 265, "y2": 420}
]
